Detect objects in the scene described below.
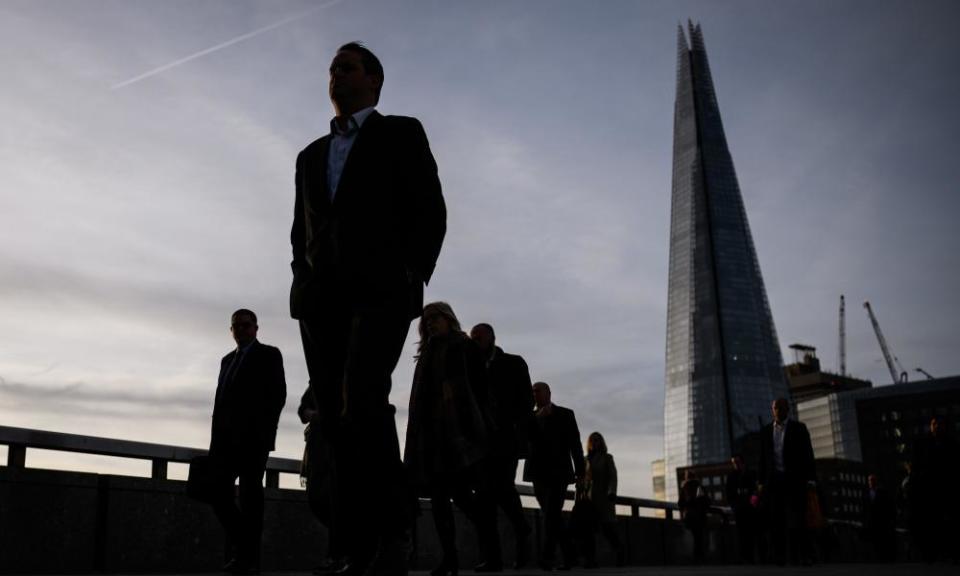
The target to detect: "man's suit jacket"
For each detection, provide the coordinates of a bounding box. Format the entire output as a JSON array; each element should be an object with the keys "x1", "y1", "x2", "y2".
[
  {"x1": 290, "y1": 111, "x2": 446, "y2": 320},
  {"x1": 486, "y1": 347, "x2": 534, "y2": 456},
  {"x1": 758, "y1": 418, "x2": 816, "y2": 488},
  {"x1": 523, "y1": 404, "x2": 585, "y2": 487},
  {"x1": 211, "y1": 341, "x2": 287, "y2": 457}
]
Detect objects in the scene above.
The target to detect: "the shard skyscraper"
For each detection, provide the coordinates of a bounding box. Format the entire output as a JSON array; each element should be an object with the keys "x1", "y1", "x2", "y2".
[{"x1": 664, "y1": 23, "x2": 789, "y2": 501}]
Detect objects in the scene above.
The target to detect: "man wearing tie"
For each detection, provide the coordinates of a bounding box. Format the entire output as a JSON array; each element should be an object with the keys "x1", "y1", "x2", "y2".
[
  {"x1": 209, "y1": 309, "x2": 287, "y2": 575},
  {"x1": 289, "y1": 42, "x2": 446, "y2": 575},
  {"x1": 758, "y1": 397, "x2": 815, "y2": 566}
]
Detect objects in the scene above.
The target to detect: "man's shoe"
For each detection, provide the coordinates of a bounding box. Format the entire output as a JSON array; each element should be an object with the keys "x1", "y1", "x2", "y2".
[
  {"x1": 473, "y1": 560, "x2": 503, "y2": 572},
  {"x1": 314, "y1": 559, "x2": 344, "y2": 575},
  {"x1": 363, "y1": 535, "x2": 410, "y2": 576},
  {"x1": 335, "y1": 561, "x2": 369, "y2": 576}
]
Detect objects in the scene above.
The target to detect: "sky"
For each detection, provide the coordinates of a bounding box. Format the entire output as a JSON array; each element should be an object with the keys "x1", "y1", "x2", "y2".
[{"x1": 1, "y1": 0, "x2": 959, "y2": 500}]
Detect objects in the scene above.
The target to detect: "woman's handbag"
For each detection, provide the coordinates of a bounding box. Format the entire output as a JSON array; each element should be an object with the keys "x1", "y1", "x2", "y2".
[{"x1": 806, "y1": 487, "x2": 825, "y2": 529}]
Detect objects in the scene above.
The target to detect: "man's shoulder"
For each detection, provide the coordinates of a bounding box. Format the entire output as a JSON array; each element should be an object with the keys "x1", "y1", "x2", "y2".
[
  {"x1": 553, "y1": 404, "x2": 575, "y2": 419},
  {"x1": 251, "y1": 341, "x2": 283, "y2": 359},
  {"x1": 380, "y1": 114, "x2": 424, "y2": 129},
  {"x1": 788, "y1": 419, "x2": 809, "y2": 433},
  {"x1": 299, "y1": 135, "x2": 330, "y2": 158},
  {"x1": 494, "y1": 349, "x2": 528, "y2": 369}
]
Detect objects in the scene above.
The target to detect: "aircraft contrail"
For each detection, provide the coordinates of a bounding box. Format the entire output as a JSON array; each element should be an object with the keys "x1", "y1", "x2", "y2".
[{"x1": 111, "y1": 0, "x2": 343, "y2": 90}]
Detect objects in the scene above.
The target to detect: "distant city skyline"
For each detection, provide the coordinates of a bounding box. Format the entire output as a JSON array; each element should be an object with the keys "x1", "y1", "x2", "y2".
[{"x1": 1, "y1": 0, "x2": 959, "y2": 500}]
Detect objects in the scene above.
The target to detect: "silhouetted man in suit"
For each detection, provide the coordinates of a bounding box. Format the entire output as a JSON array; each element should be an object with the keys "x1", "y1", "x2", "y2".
[
  {"x1": 725, "y1": 454, "x2": 760, "y2": 564},
  {"x1": 290, "y1": 42, "x2": 446, "y2": 576},
  {"x1": 911, "y1": 416, "x2": 959, "y2": 563},
  {"x1": 523, "y1": 382, "x2": 584, "y2": 570},
  {"x1": 758, "y1": 398, "x2": 815, "y2": 566},
  {"x1": 861, "y1": 473, "x2": 896, "y2": 563},
  {"x1": 470, "y1": 323, "x2": 534, "y2": 570},
  {"x1": 209, "y1": 309, "x2": 287, "y2": 574}
]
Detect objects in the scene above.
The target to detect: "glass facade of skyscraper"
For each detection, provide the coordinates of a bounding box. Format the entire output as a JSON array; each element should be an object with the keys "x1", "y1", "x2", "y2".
[{"x1": 664, "y1": 23, "x2": 789, "y2": 501}]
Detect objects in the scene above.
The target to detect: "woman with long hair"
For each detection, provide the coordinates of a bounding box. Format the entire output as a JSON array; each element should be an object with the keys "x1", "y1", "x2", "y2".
[
  {"x1": 577, "y1": 431, "x2": 624, "y2": 567},
  {"x1": 403, "y1": 302, "x2": 495, "y2": 576}
]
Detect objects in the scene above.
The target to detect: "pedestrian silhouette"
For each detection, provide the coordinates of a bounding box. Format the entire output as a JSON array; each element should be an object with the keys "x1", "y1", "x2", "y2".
[
  {"x1": 523, "y1": 382, "x2": 584, "y2": 571},
  {"x1": 289, "y1": 41, "x2": 446, "y2": 576},
  {"x1": 757, "y1": 397, "x2": 816, "y2": 566},
  {"x1": 469, "y1": 322, "x2": 534, "y2": 570},
  {"x1": 574, "y1": 431, "x2": 624, "y2": 568},
  {"x1": 208, "y1": 309, "x2": 286, "y2": 575},
  {"x1": 404, "y1": 302, "x2": 496, "y2": 576}
]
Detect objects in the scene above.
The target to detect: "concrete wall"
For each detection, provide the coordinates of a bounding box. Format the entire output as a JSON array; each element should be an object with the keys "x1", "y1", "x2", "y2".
[{"x1": 1, "y1": 467, "x2": 882, "y2": 573}]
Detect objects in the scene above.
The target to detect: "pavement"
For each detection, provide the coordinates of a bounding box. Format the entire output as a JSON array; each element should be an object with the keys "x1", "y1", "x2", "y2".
[{"x1": 55, "y1": 564, "x2": 957, "y2": 576}]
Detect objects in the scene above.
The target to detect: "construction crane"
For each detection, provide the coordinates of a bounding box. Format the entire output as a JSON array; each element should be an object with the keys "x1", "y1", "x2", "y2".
[
  {"x1": 863, "y1": 301, "x2": 908, "y2": 383},
  {"x1": 916, "y1": 367, "x2": 935, "y2": 380},
  {"x1": 838, "y1": 295, "x2": 846, "y2": 376}
]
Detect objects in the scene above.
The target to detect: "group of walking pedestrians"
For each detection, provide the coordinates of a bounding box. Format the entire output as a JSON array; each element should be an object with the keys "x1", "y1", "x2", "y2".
[
  {"x1": 678, "y1": 398, "x2": 817, "y2": 566},
  {"x1": 199, "y1": 41, "x2": 622, "y2": 576}
]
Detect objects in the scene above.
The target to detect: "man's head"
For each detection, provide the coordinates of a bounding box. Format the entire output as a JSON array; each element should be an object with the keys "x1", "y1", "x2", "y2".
[
  {"x1": 772, "y1": 398, "x2": 790, "y2": 424},
  {"x1": 469, "y1": 323, "x2": 496, "y2": 356},
  {"x1": 867, "y1": 474, "x2": 878, "y2": 490},
  {"x1": 731, "y1": 454, "x2": 744, "y2": 471},
  {"x1": 329, "y1": 42, "x2": 383, "y2": 117},
  {"x1": 532, "y1": 381, "x2": 551, "y2": 410},
  {"x1": 930, "y1": 416, "x2": 941, "y2": 437},
  {"x1": 230, "y1": 309, "x2": 258, "y2": 347}
]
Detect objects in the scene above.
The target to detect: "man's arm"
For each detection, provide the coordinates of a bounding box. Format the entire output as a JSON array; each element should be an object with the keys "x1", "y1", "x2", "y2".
[
  {"x1": 405, "y1": 119, "x2": 446, "y2": 284},
  {"x1": 799, "y1": 422, "x2": 816, "y2": 482},
  {"x1": 568, "y1": 409, "x2": 585, "y2": 480},
  {"x1": 268, "y1": 347, "x2": 287, "y2": 430},
  {"x1": 290, "y1": 150, "x2": 310, "y2": 319},
  {"x1": 608, "y1": 454, "x2": 618, "y2": 496},
  {"x1": 514, "y1": 356, "x2": 534, "y2": 417},
  {"x1": 291, "y1": 150, "x2": 308, "y2": 278}
]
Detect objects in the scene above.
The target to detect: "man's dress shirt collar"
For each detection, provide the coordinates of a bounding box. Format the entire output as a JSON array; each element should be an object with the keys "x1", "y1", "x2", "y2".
[{"x1": 327, "y1": 106, "x2": 376, "y2": 201}]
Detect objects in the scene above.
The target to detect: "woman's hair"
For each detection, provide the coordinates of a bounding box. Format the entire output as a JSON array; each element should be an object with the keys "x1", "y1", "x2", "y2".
[
  {"x1": 416, "y1": 301, "x2": 463, "y2": 355},
  {"x1": 587, "y1": 431, "x2": 608, "y2": 455}
]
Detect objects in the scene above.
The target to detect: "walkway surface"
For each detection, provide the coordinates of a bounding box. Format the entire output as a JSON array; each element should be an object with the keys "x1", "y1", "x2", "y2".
[{"x1": 52, "y1": 564, "x2": 958, "y2": 576}]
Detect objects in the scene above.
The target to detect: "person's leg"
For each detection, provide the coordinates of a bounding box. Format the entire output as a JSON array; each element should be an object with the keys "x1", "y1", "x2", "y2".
[
  {"x1": 788, "y1": 486, "x2": 809, "y2": 564},
  {"x1": 305, "y1": 426, "x2": 341, "y2": 566},
  {"x1": 601, "y1": 521, "x2": 622, "y2": 564},
  {"x1": 692, "y1": 522, "x2": 705, "y2": 564},
  {"x1": 429, "y1": 477, "x2": 461, "y2": 575},
  {"x1": 210, "y1": 457, "x2": 242, "y2": 565},
  {"x1": 236, "y1": 450, "x2": 269, "y2": 568},
  {"x1": 338, "y1": 302, "x2": 412, "y2": 570},
  {"x1": 534, "y1": 483, "x2": 558, "y2": 568},
  {"x1": 551, "y1": 484, "x2": 576, "y2": 568},
  {"x1": 494, "y1": 448, "x2": 529, "y2": 537},
  {"x1": 469, "y1": 460, "x2": 503, "y2": 570},
  {"x1": 768, "y1": 479, "x2": 787, "y2": 565}
]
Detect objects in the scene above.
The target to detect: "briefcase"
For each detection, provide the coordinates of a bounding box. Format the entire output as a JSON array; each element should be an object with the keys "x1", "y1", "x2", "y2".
[{"x1": 186, "y1": 455, "x2": 219, "y2": 504}]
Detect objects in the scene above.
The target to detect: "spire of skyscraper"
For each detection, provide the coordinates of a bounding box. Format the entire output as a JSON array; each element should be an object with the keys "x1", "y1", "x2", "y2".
[{"x1": 663, "y1": 24, "x2": 789, "y2": 502}]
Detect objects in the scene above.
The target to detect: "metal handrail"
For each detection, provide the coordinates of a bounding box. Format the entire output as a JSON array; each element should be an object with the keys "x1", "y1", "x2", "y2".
[
  {"x1": 0, "y1": 425, "x2": 678, "y2": 516},
  {"x1": 0, "y1": 425, "x2": 299, "y2": 487}
]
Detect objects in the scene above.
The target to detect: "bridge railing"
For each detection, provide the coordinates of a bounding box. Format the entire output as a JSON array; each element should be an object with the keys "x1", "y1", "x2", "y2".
[
  {"x1": 0, "y1": 425, "x2": 299, "y2": 489},
  {"x1": 0, "y1": 425, "x2": 685, "y2": 519}
]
